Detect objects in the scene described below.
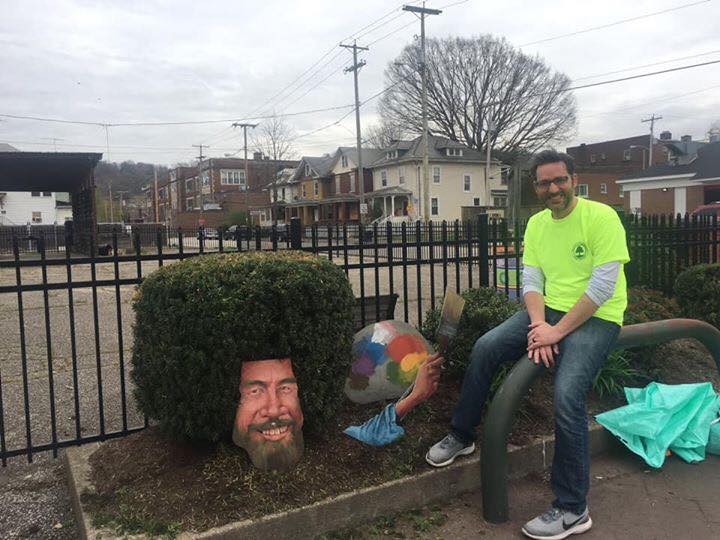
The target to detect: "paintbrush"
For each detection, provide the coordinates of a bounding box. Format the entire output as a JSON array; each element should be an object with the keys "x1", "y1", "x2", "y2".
[{"x1": 435, "y1": 287, "x2": 465, "y2": 354}]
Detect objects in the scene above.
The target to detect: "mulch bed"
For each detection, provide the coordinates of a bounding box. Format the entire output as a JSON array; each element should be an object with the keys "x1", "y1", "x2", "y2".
[{"x1": 83, "y1": 340, "x2": 719, "y2": 536}]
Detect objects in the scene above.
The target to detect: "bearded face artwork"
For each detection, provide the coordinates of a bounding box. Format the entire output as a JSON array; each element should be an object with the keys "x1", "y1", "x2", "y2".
[{"x1": 232, "y1": 358, "x2": 304, "y2": 471}]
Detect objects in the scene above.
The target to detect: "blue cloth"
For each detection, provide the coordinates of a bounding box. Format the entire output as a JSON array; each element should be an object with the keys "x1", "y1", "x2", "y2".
[
  {"x1": 344, "y1": 403, "x2": 405, "y2": 446},
  {"x1": 451, "y1": 307, "x2": 620, "y2": 515}
]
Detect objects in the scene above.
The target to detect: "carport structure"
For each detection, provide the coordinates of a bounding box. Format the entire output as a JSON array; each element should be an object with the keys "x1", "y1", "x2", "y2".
[{"x1": 0, "y1": 151, "x2": 102, "y2": 254}]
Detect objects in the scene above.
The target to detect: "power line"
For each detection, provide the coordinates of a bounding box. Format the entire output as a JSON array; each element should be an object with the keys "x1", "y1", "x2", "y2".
[
  {"x1": 572, "y1": 49, "x2": 720, "y2": 82},
  {"x1": 520, "y1": 0, "x2": 711, "y2": 47},
  {"x1": 0, "y1": 103, "x2": 355, "y2": 127}
]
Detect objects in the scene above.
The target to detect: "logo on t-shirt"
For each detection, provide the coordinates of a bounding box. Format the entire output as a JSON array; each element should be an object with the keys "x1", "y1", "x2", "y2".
[{"x1": 572, "y1": 242, "x2": 588, "y2": 261}]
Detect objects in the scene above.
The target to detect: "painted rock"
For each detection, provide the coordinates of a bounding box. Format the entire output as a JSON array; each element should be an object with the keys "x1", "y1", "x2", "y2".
[{"x1": 344, "y1": 320, "x2": 433, "y2": 404}]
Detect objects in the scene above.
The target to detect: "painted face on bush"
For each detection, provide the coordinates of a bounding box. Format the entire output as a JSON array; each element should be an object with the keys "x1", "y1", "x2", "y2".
[{"x1": 232, "y1": 358, "x2": 304, "y2": 471}]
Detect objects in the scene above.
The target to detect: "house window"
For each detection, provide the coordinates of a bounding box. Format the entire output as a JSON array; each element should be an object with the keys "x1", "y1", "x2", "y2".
[
  {"x1": 31, "y1": 191, "x2": 41, "y2": 197},
  {"x1": 463, "y1": 174, "x2": 471, "y2": 192},
  {"x1": 623, "y1": 149, "x2": 631, "y2": 161},
  {"x1": 201, "y1": 171, "x2": 210, "y2": 186},
  {"x1": 43, "y1": 191, "x2": 52, "y2": 197},
  {"x1": 350, "y1": 173, "x2": 356, "y2": 193},
  {"x1": 577, "y1": 184, "x2": 589, "y2": 198},
  {"x1": 281, "y1": 187, "x2": 286, "y2": 200},
  {"x1": 186, "y1": 197, "x2": 194, "y2": 210},
  {"x1": 32, "y1": 211, "x2": 42, "y2": 223},
  {"x1": 432, "y1": 166, "x2": 441, "y2": 184},
  {"x1": 313, "y1": 181, "x2": 319, "y2": 196},
  {"x1": 600, "y1": 153, "x2": 606, "y2": 161},
  {"x1": 493, "y1": 196, "x2": 507, "y2": 207},
  {"x1": 446, "y1": 148, "x2": 463, "y2": 157},
  {"x1": 386, "y1": 150, "x2": 398, "y2": 160},
  {"x1": 221, "y1": 170, "x2": 246, "y2": 188},
  {"x1": 474, "y1": 197, "x2": 480, "y2": 206},
  {"x1": 600, "y1": 183, "x2": 607, "y2": 194},
  {"x1": 381, "y1": 170, "x2": 388, "y2": 187},
  {"x1": 186, "y1": 179, "x2": 194, "y2": 191},
  {"x1": 304, "y1": 164, "x2": 310, "y2": 177},
  {"x1": 302, "y1": 184, "x2": 307, "y2": 198},
  {"x1": 399, "y1": 167, "x2": 405, "y2": 184},
  {"x1": 619, "y1": 185, "x2": 624, "y2": 198},
  {"x1": 590, "y1": 154, "x2": 596, "y2": 164},
  {"x1": 341, "y1": 155, "x2": 348, "y2": 168},
  {"x1": 431, "y1": 197, "x2": 439, "y2": 216},
  {"x1": 335, "y1": 177, "x2": 341, "y2": 193}
]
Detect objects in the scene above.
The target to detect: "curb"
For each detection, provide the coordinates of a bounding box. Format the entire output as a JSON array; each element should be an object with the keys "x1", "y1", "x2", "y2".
[{"x1": 65, "y1": 424, "x2": 621, "y2": 540}]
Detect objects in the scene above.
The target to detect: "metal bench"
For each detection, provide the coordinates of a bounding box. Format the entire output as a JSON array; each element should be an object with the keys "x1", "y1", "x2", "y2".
[{"x1": 481, "y1": 318, "x2": 720, "y2": 523}]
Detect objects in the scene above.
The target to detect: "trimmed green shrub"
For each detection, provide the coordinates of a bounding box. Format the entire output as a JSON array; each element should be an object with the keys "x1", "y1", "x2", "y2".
[
  {"x1": 674, "y1": 263, "x2": 720, "y2": 328},
  {"x1": 131, "y1": 251, "x2": 355, "y2": 441},
  {"x1": 421, "y1": 287, "x2": 521, "y2": 376}
]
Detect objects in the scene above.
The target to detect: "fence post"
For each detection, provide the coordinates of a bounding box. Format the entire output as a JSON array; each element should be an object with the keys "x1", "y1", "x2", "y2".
[
  {"x1": 290, "y1": 217, "x2": 302, "y2": 250},
  {"x1": 478, "y1": 213, "x2": 489, "y2": 287}
]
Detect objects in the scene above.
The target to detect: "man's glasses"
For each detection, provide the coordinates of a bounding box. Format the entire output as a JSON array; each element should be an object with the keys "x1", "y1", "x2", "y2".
[{"x1": 533, "y1": 176, "x2": 570, "y2": 190}]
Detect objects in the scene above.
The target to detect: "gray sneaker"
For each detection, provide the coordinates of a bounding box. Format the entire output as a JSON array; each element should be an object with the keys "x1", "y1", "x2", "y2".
[
  {"x1": 425, "y1": 433, "x2": 475, "y2": 467},
  {"x1": 521, "y1": 507, "x2": 592, "y2": 540}
]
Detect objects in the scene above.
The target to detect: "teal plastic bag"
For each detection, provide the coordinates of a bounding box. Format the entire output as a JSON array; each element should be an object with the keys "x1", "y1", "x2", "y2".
[
  {"x1": 708, "y1": 418, "x2": 720, "y2": 456},
  {"x1": 596, "y1": 382, "x2": 720, "y2": 468}
]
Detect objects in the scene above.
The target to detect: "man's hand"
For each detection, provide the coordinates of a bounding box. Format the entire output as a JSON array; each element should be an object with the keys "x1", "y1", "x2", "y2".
[
  {"x1": 411, "y1": 353, "x2": 444, "y2": 402},
  {"x1": 396, "y1": 353, "x2": 444, "y2": 419},
  {"x1": 528, "y1": 343, "x2": 560, "y2": 368},
  {"x1": 527, "y1": 321, "x2": 561, "y2": 368},
  {"x1": 527, "y1": 321, "x2": 564, "y2": 348}
]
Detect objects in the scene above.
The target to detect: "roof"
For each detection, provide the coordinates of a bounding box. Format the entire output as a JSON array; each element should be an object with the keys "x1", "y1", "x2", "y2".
[
  {"x1": 336, "y1": 146, "x2": 383, "y2": 168},
  {"x1": 296, "y1": 154, "x2": 337, "y2": 179},
  {"x1": 619, "y1": 142, "x2": 720, "y2": 181},
  {"x1": 0, "y1": 143, "x2": 19, "y2": 152},
  {"x1": 0, "y1": 152, "x2": 103, "y2": 192},
  {"x1": 369, "y1": 134, "x2": 497, "y2": 167}
]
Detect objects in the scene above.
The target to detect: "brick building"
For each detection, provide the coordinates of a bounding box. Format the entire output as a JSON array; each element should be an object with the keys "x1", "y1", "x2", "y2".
[
  {"x1": 152, "y1": 155, "x2": 298, "y2": 228},
  {"x1": 618, "y1": 141, "x2": 720, "y2": 216}
]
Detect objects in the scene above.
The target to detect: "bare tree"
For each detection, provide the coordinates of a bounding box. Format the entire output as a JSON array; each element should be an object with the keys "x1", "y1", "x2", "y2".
[
  {"x1": 379, "y1": 35, "x2": 577, "y2": 160},
  {"x1": 251, "y1": 113, "x2": 297, "y2": 161},
  {"x1": 364, "y1": 120, "x2": 408, "y2": 149}
]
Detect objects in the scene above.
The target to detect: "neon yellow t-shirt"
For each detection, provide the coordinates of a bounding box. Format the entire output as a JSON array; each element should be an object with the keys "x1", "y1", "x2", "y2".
[{"x1": 522, "y1": 198, "x2": 630, "y2": 325}]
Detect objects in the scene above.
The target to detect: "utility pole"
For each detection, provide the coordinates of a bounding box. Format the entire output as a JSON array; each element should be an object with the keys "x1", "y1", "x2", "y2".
[
  {"x1": 109, "y1": 184, "x2": 114, "y2": 223},
  {"x1": 340, "y1": 40, "x2": 369, "y2": 222},
  {"x1": 153, "y1": 166, "x2": 159, "y2": 223},
  {"x1": 403, "y1": 2, "x2": 442, "y2": 221},
  {"x1": 484, "y1": 117, "x2": 495, "y2": 207},
  {"x1": 641, "y1": 114, "x2": 662, "y2": 168},
  {"x1": 232, "y1": 123, "x2": 258, "y2": 223},
  {"x1": 192, "y1": 144, "x2": 207, "y2": 225}
]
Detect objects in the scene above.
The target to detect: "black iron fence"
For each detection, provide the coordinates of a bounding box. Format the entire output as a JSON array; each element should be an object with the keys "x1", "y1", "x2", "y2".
[{"x1": 0, "y1": 213, "x2": 717, "y2": 464}]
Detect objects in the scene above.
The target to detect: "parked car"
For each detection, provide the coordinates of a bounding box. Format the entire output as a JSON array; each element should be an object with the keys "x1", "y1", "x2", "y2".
[
  {"x1": 201, "y1": 228, "x2": 219, "y2": 240},
  {"x1": 223, "y1": 225, "x2": 251, "y2": 241},
  {"x1": 690, "y1": 202, "x2": 720, "y2": 219}
]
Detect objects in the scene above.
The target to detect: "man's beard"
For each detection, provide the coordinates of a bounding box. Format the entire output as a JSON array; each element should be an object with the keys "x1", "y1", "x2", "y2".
[
  {"x1": 233, "y1": 418, "x2": 304, "y2": 471},
  {"x1": 542, "y1": 189, "x2": 573, "y2": 212}
]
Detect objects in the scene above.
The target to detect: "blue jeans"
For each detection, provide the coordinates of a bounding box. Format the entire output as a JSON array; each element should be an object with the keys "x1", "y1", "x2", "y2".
[{"x1": 451, "y1": 307, "x2": 620, "y2": 513}]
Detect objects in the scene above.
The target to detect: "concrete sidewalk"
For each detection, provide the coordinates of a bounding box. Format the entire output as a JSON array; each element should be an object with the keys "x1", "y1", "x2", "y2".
[{"x1": 411, "y1": 448, "x2": 720, "y2": 539}]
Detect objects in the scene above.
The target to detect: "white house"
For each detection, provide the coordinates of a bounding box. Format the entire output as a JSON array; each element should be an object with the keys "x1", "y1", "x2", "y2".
[
  {"x1": 0, "y1": 190, "x2": 70, "y2": 225},
  {"x1": 367, "y1": 135, "x2": 506, "y2": 222}
]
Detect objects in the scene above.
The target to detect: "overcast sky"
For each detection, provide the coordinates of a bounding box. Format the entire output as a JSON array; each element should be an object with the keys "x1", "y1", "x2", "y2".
[{"x1": 1, "y1": 0, "x2": 719, "y2": 165}]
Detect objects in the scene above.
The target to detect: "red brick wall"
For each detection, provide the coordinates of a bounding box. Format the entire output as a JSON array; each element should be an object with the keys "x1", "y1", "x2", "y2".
[
  {"x1": 574, "y1": 172, "x2": 624, "y2": 208},
  {"x1": 639, "y1": 188, "x2": 674, "y2": 215},
  {"x1": 687, "y1": 186, "x2": 705, "y2": 214}
]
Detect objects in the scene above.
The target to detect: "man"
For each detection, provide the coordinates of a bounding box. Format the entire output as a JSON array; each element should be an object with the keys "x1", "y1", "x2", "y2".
[
  {"x1": 426, "y1": 150, "x2": 629, "y2": 539},
  {"x1": 233, "y1": 358, "x2": 304, "y2": 471}
]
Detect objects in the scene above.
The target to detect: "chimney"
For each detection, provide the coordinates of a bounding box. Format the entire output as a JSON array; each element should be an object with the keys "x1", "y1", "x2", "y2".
[
  {"x1": 659, "y1": 131, "x2": 672, "y2": 141},
  {"x1": 680, "y1": 135, "x2": 692, "y2": 143},
  {"x1": 253, "y1": 151, "x2": 263, "y2": 160}
]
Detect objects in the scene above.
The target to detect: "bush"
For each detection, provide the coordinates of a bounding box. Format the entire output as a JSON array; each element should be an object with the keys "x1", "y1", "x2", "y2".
[
  {"x1": 624, "y1": 287, "x2": 681, "y2": 325},
  {"x1": 421, "y1": 287, "x2": 521, "y2": 376},
  {"x1": 674, "y1": 263, "x2": 720, "y2": 328},
  {"x1": 593, "y1": 351, "x2": 640, "y2": 397},
  {"x1": 131, "y1": 251, "x2": 355, "y2": 441}
]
